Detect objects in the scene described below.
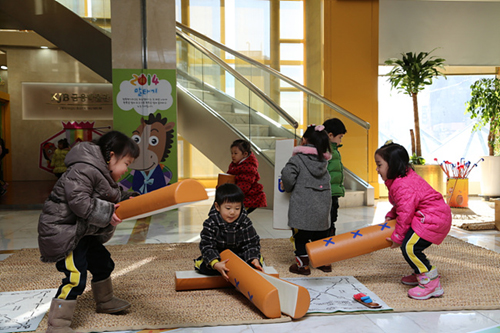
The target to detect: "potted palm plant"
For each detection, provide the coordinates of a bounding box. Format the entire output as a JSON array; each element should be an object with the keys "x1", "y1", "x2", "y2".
[
  {"x1": 384, "y1": 49, "x2": 446, "y2": 194},
  {"x1": 466, "y1": 77, "x2": 500, "y2": 197},
  {"x1": 384, "y1": 49, "x2": 447, "y2": 160}
]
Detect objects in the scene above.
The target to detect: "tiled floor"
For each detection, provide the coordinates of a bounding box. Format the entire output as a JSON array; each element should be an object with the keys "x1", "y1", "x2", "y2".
[{"x1": 1, "y1": 184, "x2": 500, "y2": 333}]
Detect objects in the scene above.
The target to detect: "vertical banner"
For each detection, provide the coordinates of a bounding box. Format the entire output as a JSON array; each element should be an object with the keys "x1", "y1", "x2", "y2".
[
  {"x1": 273, "y1": 139, "x2": 295, "y2": 230},
  {"x1": 112, "y1": 69, "x2": 177, "y2": 194}
]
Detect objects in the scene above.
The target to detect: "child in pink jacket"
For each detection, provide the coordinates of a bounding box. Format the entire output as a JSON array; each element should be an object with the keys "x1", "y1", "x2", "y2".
[{"x1": 375, "y1": 141, "x2": 451, "y2": 300}]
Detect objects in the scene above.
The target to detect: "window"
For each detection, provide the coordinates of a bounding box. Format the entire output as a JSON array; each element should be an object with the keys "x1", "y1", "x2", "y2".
[{"x1": 378, "y1": 67, "x2": 495, "y2": 183}]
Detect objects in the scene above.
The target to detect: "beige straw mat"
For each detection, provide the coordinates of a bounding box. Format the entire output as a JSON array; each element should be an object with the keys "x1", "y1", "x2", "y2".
[{"x1": 2, "y1": 236, "x2": 500, "y2": 332}]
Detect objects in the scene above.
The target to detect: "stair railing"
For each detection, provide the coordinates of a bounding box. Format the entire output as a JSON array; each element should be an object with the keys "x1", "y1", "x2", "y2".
[{"x1": 176, "y1": 22, "x2": 370, "y2": 130}]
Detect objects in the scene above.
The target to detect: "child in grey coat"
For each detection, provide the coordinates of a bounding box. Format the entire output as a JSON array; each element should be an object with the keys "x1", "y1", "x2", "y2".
[{"x1": 281, "y1": 125, "x2": 332, "y2": 275}]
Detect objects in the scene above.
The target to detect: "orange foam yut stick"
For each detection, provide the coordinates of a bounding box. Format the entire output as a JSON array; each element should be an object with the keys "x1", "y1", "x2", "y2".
[
  {"x1": 115, "y1": 179, "x2": 208, "y2": 220},
  {"x1": 175, "y1": 271, "x2": 235, "y2": 291},
  {"x1": 174, "y1": 267, "x2": 279, "y2": 291},
  {"x1": 220, "y1": 250, "x2": 281, "y2": 319},
  {"x1": 306, "y1": 219, "x2": 397, "y2": 268}
]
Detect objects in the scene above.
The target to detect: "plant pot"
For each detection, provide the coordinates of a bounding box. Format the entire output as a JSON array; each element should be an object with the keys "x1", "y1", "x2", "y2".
[
  {"x1": 479, "y1": 156, "x2": 500, "y2": 197},
  {"x1": 413, "y1": 164, "x2": 445, "y2": 195}
]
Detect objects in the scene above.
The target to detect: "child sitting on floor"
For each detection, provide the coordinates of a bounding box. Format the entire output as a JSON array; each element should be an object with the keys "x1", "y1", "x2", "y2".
[
  {"x1": 194, "y1": 183, "x2": 264, "y2": 280},
  {"x1": 227, "y1": 139, "x2": 267, "y2": 214}
]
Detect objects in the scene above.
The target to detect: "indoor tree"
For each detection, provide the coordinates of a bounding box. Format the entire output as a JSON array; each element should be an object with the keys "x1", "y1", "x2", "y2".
[
  {"x1": 466, "y1": 77, "x2": 500, "y2": 156},
  {"x1": 384, "y1": 50, "x2": 446, "y2": 160}
]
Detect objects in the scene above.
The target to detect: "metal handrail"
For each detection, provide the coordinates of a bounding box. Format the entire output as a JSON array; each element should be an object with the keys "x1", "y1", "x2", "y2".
[
  {"x1": 176, "y1": 29, "x2": 299, "y2": 129},
  {"x1": 176, "y1": 21, "x2": 370, "y2": 130},
  {"x1": 177, "y1": 82, "x2": 276, "y2": 166}
]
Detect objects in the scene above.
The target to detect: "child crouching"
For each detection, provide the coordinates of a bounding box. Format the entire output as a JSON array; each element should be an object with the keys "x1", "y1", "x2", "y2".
[{"x1": 38, "y1": 131, "x2": 140, "y2": 332}]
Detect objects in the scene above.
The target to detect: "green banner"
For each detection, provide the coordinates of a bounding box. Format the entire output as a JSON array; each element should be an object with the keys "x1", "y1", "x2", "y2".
[{"x1": 112, "y1": 68, "x2": 177, "y2": 194}]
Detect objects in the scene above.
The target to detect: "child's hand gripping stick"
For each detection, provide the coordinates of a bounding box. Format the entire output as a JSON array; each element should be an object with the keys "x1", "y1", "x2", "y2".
[
  {"x1": 115, "y1": 179, "x2": 208, "y2": 221},
  {"x1": 306, "y1": 219, "x2": 397, "y2": 268}
]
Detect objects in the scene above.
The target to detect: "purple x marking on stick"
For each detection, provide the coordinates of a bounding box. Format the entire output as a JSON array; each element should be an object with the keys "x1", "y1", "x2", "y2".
[
  {"x1": 323, "y1": 238, "x2": 335, "y2": 247},
  {"x1": 351, "y1": 230, "x2": 362, "y2": 238},
  {"x1": 379, "y1": 222, "x2": 391, "y2": 230}
]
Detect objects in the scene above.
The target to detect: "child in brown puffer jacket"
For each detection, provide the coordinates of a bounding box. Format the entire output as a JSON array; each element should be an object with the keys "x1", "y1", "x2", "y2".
[{"x1": 38, "y1": 131, "x2": 139, "y2": 333}]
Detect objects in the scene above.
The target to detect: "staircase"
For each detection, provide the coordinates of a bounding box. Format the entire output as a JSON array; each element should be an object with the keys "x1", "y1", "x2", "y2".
[
  {"x1": 177, "y1": 72, "x2": 369, "y2": 208},
  {"x1": 176, "y1": 69, "x2": 295, "y2": 166}
]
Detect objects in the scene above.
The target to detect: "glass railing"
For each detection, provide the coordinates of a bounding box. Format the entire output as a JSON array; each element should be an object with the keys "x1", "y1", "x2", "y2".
[
  {"x1": 176, "y1": 22, "x2": 371, "y2": 181},
  {"x1": 176, "y1": 29, "x2": 299, "y2": 164},
  {"x1": 55, "y1": 0, "x2": 111, "y2": 32}
]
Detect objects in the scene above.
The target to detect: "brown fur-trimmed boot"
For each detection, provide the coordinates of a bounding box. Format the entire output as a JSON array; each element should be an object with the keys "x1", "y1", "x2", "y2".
[
  {"x1": 289, "y1": 255, "x2": 311, "y2": 275},
  {"x1": 46, "y1": 298, "x2": 76, "y2": 333},
  {"x1": 91, "y1": 277, "x2": 131, "y2": 314}
]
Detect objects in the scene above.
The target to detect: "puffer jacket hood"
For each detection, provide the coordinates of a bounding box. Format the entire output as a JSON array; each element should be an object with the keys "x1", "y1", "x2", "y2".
[
  {"x1": 65, "y1": 142, "x2": 114, "y2": 183},
  {"x1": 292, "y1": 145, "x2": 331, "y2": 179}
]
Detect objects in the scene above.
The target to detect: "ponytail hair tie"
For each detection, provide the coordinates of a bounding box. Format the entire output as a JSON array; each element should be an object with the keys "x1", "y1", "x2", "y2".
[
  {"x1": 384, "y1": 139, "x2": 393, "y2": 146},
  {"x1": 315, "y1": 125, "x2": 325, "y2": 132}
]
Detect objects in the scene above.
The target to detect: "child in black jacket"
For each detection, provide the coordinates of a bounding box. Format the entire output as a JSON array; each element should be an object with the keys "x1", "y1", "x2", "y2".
[{"x1": 194, "y1": 183, "x2": 264, "y2": 280}]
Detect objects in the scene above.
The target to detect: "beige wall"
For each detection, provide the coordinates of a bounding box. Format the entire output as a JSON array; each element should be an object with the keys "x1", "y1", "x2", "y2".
[
  {"x1": 380, "y1": 0, "x2": 500, "y2": 66},
  {"x1": 4, "y1": 46, "x2": 112, "y2": 181}
]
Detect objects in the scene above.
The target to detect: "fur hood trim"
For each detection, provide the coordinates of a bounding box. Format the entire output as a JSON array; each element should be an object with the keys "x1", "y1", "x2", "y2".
[{"x1": 292, "y1": 145, "x2": 332, "y2": 161}]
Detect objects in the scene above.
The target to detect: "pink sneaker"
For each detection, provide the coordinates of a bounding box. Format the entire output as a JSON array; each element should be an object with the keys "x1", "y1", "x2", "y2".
[
  {"x1": 401, "y1": 273, "x2": 418, "y2": 286},
  {"x1": 408, "y1": 268, "x2": 444, "y2": 300}
]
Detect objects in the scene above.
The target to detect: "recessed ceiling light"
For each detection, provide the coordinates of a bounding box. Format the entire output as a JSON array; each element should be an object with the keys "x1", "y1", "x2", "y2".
[
  {"x1": 41, "y1": 46, "x2": 48, "y2": 49},
  {"x1": 0, "y1": 65, "x2": 7, "y2": 70}
]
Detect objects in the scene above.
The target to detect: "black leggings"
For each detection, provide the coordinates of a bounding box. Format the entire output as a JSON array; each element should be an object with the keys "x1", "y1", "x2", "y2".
[
  {"x1": 291, "y1": 228, "x2": 330, "y2": 256},
  {"x1": 54, "y1": 236, "x2": 114, "y2": 300},
  {"x1": 401, "y1": 228, "x2": 433, "y2": 274},
  {"x1": 329, "y1": 196, "x2": 339, "y2": 236}
]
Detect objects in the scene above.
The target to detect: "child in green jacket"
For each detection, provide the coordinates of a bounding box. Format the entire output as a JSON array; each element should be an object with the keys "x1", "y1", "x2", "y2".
[{"x1": 323, "y1": 118, "x2": 347, "y2": 237}]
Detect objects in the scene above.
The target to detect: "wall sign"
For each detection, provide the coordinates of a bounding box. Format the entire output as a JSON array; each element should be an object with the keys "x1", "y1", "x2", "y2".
[{"x1": 22, "y1": 82, "x2": 113, "y2": 120}]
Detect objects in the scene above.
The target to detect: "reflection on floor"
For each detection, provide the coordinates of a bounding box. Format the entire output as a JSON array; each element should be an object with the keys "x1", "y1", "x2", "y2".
[{"x1": 1, "y1": 188, "x2": 500, "y2": 333}]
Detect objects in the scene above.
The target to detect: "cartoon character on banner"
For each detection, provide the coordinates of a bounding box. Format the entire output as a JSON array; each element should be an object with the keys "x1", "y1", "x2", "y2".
[{"x1": 120, "y1": 113, "x2": 175, "y2": 194}]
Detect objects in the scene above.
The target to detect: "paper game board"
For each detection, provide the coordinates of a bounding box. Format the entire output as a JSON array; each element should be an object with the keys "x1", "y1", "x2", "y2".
[
  {"x1": 0, "y1": 289, "x2": 56, "y2": 333},
  {"x1": 284, "y1": 276, "x2": 392, "y2": 313}
]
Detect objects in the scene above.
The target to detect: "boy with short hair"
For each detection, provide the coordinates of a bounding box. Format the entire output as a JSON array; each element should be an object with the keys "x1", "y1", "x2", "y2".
[
  {"x1": 323, "y1": 118, "x2": 347, "y2": 237},
  {"x1": 194, "y1": 183, "x2": 264, "y2": 280}
]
